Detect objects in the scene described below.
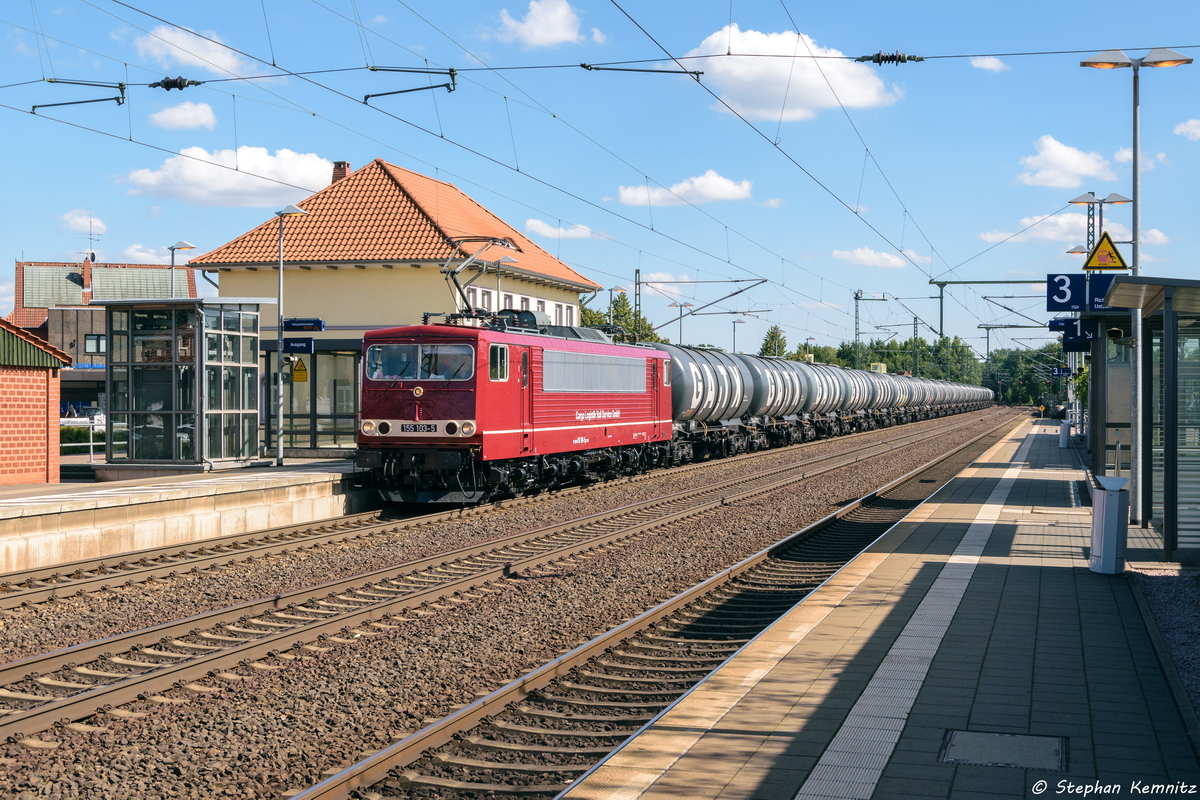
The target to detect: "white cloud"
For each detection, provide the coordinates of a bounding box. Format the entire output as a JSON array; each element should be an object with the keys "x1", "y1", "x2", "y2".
[
  {"x1": 759, "y1": 198, "x2": 784, "y2": 208},
  {"x1": 1114, "y1": 147, "x2": 1167, "y2": 170},
  {"x1": 497, "y1": 0, "x2": 596, "y2": 48},
  {"x1": 1017, "y1": 135, "x2": 1115, "y2": 188},
  {"x1": 970, "y1": 56, "x2": 1009, "y2": 72},
  {"x1": 852, "y1": 204, "x2": 868, "y2": 214},
  {"x1": 121, "y1": 244, "x2": 171, "y2": 264},
  {"x1": 642, "y1": 271, "x2": 692, "y2": 299},
  {"x1": 683, "y1": 25, "x2": 899, "y2": 121},
  {"x1": 901, "y1": 248, "x2": 931, "y2": 264},
  {"x1": 61, "y1": 208, "x2": 107, "y2": 235},
  {"x1": 135, "y1": 25, "x2": 257, "y2": 77},
  {"x1": 618, "y1": 170, "x2": 752, "y2": 206},
  {"x1": 591, "y1": 28, "x2": 606, "y2": 44},
  {"x1": 149, "y1": 101, "x2": 216, "y2": 130},
  {"x1": 800, "y1": 300, "x2": 842, "y2": 311},
  {"x1": 372, "y1": 15, "x2": 387, "y2": 24},
  {"x1": 524, "y1": 218, "x2": 596, "y2": 239},
  {"x1": 831, "y1": 247, "x2": 906, "y2": 268},
  {"x1": 125, "y1": 146, "x2": 330, "y2": 207},
  {"x1": 978, "y1": 211, "x2": 1130, "y2": 243},
  {"x1": 1174, "y1": 120, "x2": 1200, "y2": 140},
  {"x1": 1142, "y1": 228, "x2": 1170, "y2": 245}
]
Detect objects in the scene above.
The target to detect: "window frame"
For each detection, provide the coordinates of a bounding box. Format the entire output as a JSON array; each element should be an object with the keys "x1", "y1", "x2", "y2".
[{"x1": 489, "y1": 343, "x2": 509, "y2": 382}]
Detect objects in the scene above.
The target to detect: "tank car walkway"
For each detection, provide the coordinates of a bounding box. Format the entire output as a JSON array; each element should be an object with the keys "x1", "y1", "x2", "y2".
[{"x1": 562, "y1": 419, "x2": 1200, "y2": 800}]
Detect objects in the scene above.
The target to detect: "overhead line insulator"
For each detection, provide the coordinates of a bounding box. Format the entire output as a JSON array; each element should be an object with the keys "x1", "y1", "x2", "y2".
[
  {"x1": 149, "y1": 76, "x2": 204, "y2": 91},
  {"x1": 855, "y1": 52, "x2": 925, "y2": 65}
]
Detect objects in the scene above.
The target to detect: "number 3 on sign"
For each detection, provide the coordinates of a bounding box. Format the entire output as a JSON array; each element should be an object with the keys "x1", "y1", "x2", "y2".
[{"x1": 1046, "y1": 274, "x2": 1084, "y2": 312}]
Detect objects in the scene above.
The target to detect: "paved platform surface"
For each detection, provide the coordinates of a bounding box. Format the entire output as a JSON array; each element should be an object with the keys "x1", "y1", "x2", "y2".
[{"x1": 563, "y1": 419, "x2": 1200, "y2": 800}]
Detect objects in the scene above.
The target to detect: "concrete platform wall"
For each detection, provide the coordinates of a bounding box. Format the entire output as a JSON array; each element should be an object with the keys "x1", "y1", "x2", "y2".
[{"x1": 0, "y1": 471, "x2": 379, "y2": 574}]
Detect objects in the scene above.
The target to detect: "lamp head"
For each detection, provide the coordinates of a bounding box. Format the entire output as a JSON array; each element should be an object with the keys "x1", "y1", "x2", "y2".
[
  {"x1": 496, "y1": 255, "x2": 519, "y2": 265},
  {"x1": 1102, "y1": 192, "x2": 1132, "y2": 205},
  {"x1": 1080, "y1": 49, "x2": 1133, "y2": 69},
  {"x1": 1068, "y1": 192, "x2": 1099, "y2": 205},
  {"x1": 1066, "y1": 246, "x2": 1088, "y2": 254},
  {"x1": 610, "y1": 285, "x2": 626, "y2": 293},
  {"x1": 1142, "y1": 48, "x2": 1193, "y2": 68},
  {"x1": 169, "y1": 240, "x2": 196, "y2": 252},
  {"x1": 275, "y1": 204, "x2": 309, "y2": 217}
]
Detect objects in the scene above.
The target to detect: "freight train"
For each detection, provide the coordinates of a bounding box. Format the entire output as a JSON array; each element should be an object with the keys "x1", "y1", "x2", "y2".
[{"x1": 354, "y1": 310, "x2": 993, "y2": 503}]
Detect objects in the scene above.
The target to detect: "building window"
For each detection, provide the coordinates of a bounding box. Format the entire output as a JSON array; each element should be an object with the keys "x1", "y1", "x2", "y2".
[
  {"x1": 466, "y1": 287, "x2": 477, "y2": 308},
  {"x1": 84, "y1": 333, "x2": 107, "y2": 354},
  {"x1": 503, "y1": 293, "x2": 514, "y2": 310},
  {"x1": 481, "y1": 290, "x2": 493, "y2": 311},
  {"x1": 566, "y1": 306, "x2": 574, "y2": 326},
  {"x1": 520, "y1": 296, "x2": 530, "y2": 311},
  {"x1": 554, "y1": 304, "x2": 564, "y2": 325},
  {"x1": 537, "y1": 299, "x2": 546, "y2": 313}
]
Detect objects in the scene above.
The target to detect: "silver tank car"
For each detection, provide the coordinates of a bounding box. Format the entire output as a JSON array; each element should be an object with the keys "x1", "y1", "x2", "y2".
[{"x1": 652, "y1": 343, "x2": 993, "y2": 456}]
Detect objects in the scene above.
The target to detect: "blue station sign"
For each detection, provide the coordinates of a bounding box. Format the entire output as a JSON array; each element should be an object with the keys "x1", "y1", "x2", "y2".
[
  {"x1": 1046, "y1": 274, "x2": 1085, "y2": 312},
  {"x1": 284, "y1": 318, "x2": 326, "y2": 332},
  {"x1": 283, "y1": 337, "x2": 315, "y2": 354}
]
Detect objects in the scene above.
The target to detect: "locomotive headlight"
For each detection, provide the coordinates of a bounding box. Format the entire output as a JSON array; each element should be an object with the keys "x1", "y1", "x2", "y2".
[
  {"x1": 412, "y1": 386, "x2": 425, "y2": 397},
  {"x1": 360, "y1": 420, "x2": 376, "y2": 435},
  {"x1": 460, "y1": 420, "x2": 476, "y2": 437},
  {"x1": 445, "y1": 421, "x2": 459, "y2": 436}
]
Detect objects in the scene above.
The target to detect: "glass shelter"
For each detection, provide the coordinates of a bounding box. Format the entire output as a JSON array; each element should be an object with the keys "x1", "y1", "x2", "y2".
[
  {"x1": 93, "y1": 298, "x2": 272, "y2": 472},
  {"x1": 1107, "y1": 277, "x2": 1200, "y2": 561}
]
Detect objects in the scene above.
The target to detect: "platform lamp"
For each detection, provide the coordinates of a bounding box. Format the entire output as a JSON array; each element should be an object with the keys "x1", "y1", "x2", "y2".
[
  {"x1": 1081, "y1": 47, "x2": 1191, "y2": 524},
  {"x1": 732, "y1": 318, "x2": 745, "y2": 352},
  {"x1": 1068, "y1": 192, "x2": 1131, "y2": 250},
  {"x1": 274, "y1": 204, "x2": 309, "y2": 467},
  {"x1": 668, "y1": 301, "x2": 694, "y2": 344},
  {"x1": 168, "y1": 241, "x2": 194, "y2": 298}
]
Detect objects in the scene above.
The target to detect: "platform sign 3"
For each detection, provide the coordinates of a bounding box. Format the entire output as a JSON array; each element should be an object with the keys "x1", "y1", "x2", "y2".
[
  {"x1": 1052, "y1": 367, "x2": 1072, "y2": 377},
  {"x1": 1047, "y1": 274, "x2": 1085, "y2": 312}
]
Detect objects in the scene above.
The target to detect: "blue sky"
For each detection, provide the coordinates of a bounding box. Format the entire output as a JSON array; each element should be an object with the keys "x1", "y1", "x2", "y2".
[{"x1": 3, "y1": 0, "x2": 1199, "y2": 357}]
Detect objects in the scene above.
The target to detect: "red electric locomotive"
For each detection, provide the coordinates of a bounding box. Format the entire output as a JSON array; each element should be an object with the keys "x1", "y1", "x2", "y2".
[{"x1": 355, "y1": 310, "x2": 672, "y2": 503}]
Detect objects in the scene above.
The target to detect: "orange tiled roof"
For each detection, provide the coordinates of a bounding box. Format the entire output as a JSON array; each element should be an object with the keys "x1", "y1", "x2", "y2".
[{"x1": 190, "y1": 159, "x2": 600, "y2": 290}]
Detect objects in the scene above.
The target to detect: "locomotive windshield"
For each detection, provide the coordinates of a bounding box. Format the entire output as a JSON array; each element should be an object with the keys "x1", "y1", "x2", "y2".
[{"x1": 365, "y1": 343, "x2": 475, "y2": 381}]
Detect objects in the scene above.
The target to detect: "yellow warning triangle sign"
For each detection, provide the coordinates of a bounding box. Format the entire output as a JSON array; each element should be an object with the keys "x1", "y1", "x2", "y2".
[
  {"x1": 1084, "y1": 232, "x2": 1129, "y2": 271},
  {"x1": 292, "y1": 357, "x2": 308, "y2": 382}
]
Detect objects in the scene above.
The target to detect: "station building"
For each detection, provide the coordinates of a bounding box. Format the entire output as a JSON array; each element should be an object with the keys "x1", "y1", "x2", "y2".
[
  {"x1": 0, "y1": 317, "x2": 71, "y2": 484},
  {"x1": 189, "y1": 159, "x2": 600, "y2": 456},
  {"x1": 4, "y1": 260, "x2": 197, "y2": 414}
]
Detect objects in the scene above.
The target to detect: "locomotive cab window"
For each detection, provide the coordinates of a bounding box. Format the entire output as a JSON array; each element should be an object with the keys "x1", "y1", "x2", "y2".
[
  {"x1": 489, "y1": 344, "x2": 509, "y2": 381},
  {"x1": 366, "y1": 344, "x2": 475, "y2": 381},
  {"x1": 663, "y1": 359, "x2": 671, "y2": 386}
]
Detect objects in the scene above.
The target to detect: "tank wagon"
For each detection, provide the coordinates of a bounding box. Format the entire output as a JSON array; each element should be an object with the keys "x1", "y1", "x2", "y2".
[{"x1": 355, "y1": 312, "x2": 992, "y2": 503}]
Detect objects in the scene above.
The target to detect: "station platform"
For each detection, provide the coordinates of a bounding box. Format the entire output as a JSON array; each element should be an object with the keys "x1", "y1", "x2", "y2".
[
  {"x1": 564, "y1": 419, "x2": 1200, "y2": 800},
  {"x1": 0, "y1": 457, "x2": 377, "y2": 574}
]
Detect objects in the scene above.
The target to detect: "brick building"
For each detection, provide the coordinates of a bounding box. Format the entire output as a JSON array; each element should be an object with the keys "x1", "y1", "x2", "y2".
[{"x1": 0, "y1": 317, "x2": 72, "y2": 484}]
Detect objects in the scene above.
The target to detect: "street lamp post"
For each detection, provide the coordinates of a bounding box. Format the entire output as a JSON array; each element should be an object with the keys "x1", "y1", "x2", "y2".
[
  {"x1": 167, "y1": 241, "x2": 195, "y2": 298},
  {"x1": 608, "y1": 286, "x2": 626, "y2": 325},
  {"x1": 806, "y1": 337, "x2": 816, "y2": 360},
  {"x1": 732, "y1": 318, "x2": 745, "y2": 352},
  {"x1": 274, "y1": 204, "x2": 309, "y2": 467},
  {"x1": 1068, "y1": 192, "x2": 1132, "y2": 249},
  {"x1": 1081, "y1": 47, "x2": 1192, "y2": 524},
  {"x1": 668, "y1": 301, "x2": 694, "y2": 344}
]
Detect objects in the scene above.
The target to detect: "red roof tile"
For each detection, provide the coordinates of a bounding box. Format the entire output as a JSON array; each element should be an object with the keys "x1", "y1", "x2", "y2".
[{"x1": 190, "y1": 159, "x2": 599, "y2": 290}]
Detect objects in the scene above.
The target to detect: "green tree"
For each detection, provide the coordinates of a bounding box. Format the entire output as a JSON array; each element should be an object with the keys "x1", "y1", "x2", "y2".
[
  {"x1": 581, "y1": 292, "x2": 666, "y2": 343},
  {"x1": 759, "y1": 325, "x2": 787, "y2": 357}
]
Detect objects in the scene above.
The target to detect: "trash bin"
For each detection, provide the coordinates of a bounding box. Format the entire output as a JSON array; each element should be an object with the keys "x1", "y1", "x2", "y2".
[
  {"x1": 1059, "y1": 421, "x2": 1070, "y2": 448},
  {"x1": 1089, "y1": 476, "x2": 1128, "y2": 574}
]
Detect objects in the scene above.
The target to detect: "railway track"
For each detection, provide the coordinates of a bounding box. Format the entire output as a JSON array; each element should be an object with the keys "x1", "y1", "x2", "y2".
[
  {"x1": 286, "y1": 413, "x2": 1026, "y2": 799},
  {"x1": 0, "y1": 410, "x2": 1002, "y2": 611},
  {"x1": 0, "y1": 412, "x2": 1009, "y2": 745}
]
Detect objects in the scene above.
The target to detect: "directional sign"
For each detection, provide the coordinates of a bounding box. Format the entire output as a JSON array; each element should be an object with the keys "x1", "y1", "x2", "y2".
[
  {"x1": 1052, "y1": 367, "x2": 1072, "y2": 377},
  {"x1": 283, "y1": 337, "x2": 315, "y2": 354},
  {"x1": 284, "y1": 318, "x2": 326, "y2": 332},
  {"x1": 1061, "y1": 318, "x2": 1099, "y2": 342},
  {"x1": 1084, "y1": 232, "x2": 1128, "y2": 271},
  {"x1": 292, "y1": 358, "x2": 308, "y2": 383},
  {"x1": 1048, "y1": 318, "x2": 1070, "y2": 332},
  {"x1": 1047, "y1": 274, "x2": 1085, "y2": 312},
  {"x1": 1087, "y1": 273, "x2": 1120, "y2": 311},
  {"x1": 1063, "y1": 340, "x2": 1093, "y2": 353}
]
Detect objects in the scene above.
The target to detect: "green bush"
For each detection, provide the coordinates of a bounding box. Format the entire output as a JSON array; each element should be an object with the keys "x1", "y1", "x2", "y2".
[{"x1": 60, "y1": 426, "x2": 104, "y2": 444}]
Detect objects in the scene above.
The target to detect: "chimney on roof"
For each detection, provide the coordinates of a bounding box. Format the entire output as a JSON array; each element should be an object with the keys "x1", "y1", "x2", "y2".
[{"x1": 332, "y1": 161, "x2": 351, "y2": 183}]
